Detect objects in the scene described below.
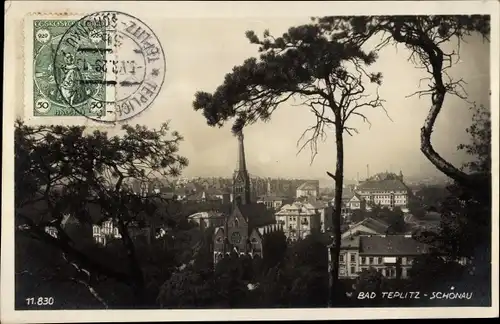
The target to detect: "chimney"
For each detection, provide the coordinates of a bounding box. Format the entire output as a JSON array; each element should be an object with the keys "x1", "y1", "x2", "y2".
[{"x1": 366, "y1": 164, "x2": 370, "y2": 180}]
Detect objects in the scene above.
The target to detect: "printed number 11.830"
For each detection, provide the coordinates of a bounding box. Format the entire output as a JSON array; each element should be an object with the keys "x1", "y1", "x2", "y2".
[{"x1": 26, "y1": 297, "x2": 55, "y2": 306}]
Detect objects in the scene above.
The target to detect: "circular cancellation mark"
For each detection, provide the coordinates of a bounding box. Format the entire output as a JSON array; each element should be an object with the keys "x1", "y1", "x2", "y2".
[{"x1": 53, "y1": 11, "x2": 166, "y2": 123}]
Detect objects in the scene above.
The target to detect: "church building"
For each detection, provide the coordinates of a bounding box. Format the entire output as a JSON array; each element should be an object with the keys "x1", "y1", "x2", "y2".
[{"x1": 213, "y1": 131, "x2": 280, "y2": 265}]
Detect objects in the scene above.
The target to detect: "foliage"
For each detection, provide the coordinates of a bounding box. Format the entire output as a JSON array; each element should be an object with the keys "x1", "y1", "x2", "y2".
[
  {"x1": 15, "y1": 120, "x2": 189, "y2": 307},
  {"x1": 411, "y1": 185, "x2": 450, "y2": 213},
  {"x1": 261, "y1": 230, "x2": 288, "y2": 271},
  {"x1": 192, "y1": 16, "x2": 388, "y2": 307},
  {"x1": 375, "y1": 207, "x2": 406, "y2": 234},
  {"x1": 458, "y1": 104, "x2": 491, "y2": 174},
  {"x1": 409, "y1": 101, "x2": 491, "y2": 306},
  {"x1": 350, "y1": 209, "x2": 366, "y2": 223},
  {"x1": 251, "y1": 233, "x2": 329, "y2": 307}
]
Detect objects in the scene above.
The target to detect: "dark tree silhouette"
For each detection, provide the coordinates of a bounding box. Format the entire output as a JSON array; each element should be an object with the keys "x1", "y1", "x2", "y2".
[
  {"x1": 15, "y1": 121, "x2": 189, "y2": 307},
  {"x1": 192, "y1": 19, "x2": 388, "y2": 306}
]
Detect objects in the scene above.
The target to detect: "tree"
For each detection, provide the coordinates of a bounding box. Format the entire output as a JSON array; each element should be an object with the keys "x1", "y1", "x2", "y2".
[
  {"x1": 350, "y1": 209, "x2": 365, "y2": 223},
  {"x1": 375, "y1": 207, "x2": 406, "y2": 234},
  {"x1": 352, "y1": 267, "x2": 385, "y2": 306},
  {"x1": 15, "y1": 121, "x2": 189, "y2": 307},
  {"x1": 317, "y1": 15, "x2": 490, "y2": 189},
  {"x1": 409, "y1": 103, "x2": 491, "y2": 305},
  {"x1": 261, "y1": 230, "x2": 288, "y2": 271},
  {"x1": 252, "y1": 233, "x2": 329, "y2": 307},
  {"x1": 192, "y1": 19, "x2": 387, "y2": 306},
  {"x1": 324, "y1": 16, "x2": 491, "y2": 303}
]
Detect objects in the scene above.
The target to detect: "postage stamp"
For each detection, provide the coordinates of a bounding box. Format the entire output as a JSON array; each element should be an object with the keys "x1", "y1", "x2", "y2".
[{"x1": 24, "y1": 11, "x2": 166, "y2": 125}]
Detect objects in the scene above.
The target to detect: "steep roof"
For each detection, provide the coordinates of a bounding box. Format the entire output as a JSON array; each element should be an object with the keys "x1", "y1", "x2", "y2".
[
  {"x1": 349, "y1": 217, "x2": 389, "y2": 234},
  {"x1": 342, "y1": 187, "x2": 356, "y2": 200},
  {"x1": 359, "y1": 235, "x2": 430, "y2": 255},
  {"x1": 204, "y1": 187, "x2": 230, "y2": 195},
  {"x1": 356, "y1": 179, "x2": 408, "y2": 192},
  {"x1": 307, "y1": 200, "x2": 329, "y2": 209},
  {"x1": 297, "y1": 181, "x2": 318, "y2": 191},
  {"x1": 341, "y1": 236, "x2": 361, "y2": 249},
  {"x1": 236, "y1": 203, "x2": 275, "y2": 228},
  {"x1": 257, "y1": 195, "x2": 287, "y2": 202}
]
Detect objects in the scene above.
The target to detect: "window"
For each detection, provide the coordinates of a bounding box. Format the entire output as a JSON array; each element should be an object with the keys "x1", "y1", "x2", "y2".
[
  {"x1": 234, "y1": 219, "x2": 239, "y2": 227},
  {"x1": 350, "y1": 266, "x2": 356, "y2": 274},
  {"x1": 378, "y1": 257, "x2": 383, "y2": 264},
  {"x1": 350, "y1": 254, "x2": 356, "y2": 262},
  {"x1": 339, "y1": 254, "x2": 345, "y2": 262},
  {"x1": 361, "y1": 256, "x2": 366, "y2": 264}
]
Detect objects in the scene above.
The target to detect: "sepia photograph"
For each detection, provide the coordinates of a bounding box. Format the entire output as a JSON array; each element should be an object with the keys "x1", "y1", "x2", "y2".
[{"x1": 2, "y1": 1, "x2": 499, "y2": 322}]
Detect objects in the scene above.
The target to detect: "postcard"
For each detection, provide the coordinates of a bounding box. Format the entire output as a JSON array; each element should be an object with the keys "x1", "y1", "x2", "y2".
[{"x1": 2, "y1": 1, "x2": 499, "y2": 322}]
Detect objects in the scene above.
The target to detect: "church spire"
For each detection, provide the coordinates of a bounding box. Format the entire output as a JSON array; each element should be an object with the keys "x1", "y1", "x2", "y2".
[
  {"x1": 237, "y1": 131, "x2": 248, "y2": 173},
  {"x1": 233, "y1": 130, "x2": 251, "y2": 205}
]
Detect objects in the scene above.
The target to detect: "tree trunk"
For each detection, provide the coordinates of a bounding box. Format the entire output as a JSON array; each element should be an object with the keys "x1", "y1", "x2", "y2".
[
  {"x1": 117, "y1": 218, "x2": 146, "y2": 306},
  {"x1": 420, "y1": 91, "x2": 472, "y2": 187},
  {"x1": 328, "y1": 123, "x2": 344, "y2": 307}
]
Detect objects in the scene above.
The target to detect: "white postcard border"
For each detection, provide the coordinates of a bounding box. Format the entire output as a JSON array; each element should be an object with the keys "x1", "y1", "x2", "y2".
[{"x1": 2, "y1": 1, "x2": 499, "y2": 322}]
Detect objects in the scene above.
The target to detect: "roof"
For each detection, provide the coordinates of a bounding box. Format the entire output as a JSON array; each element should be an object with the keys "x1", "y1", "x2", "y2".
[
  {"x1": 341, "y1": 236, "x2": 361, "y2": 249},
  {"x1": 236, "y1": 203, "x2": 275, "y2": 228},
  {"x1": 349, "y1": 217, "x2": 389, "y2": 234},
  {"x1": 342, "y1": 187, "x2": 356, "y2": 200},
  {"x1": 356, "y1": 179, "x2": 408, "y2": 192},
  {"x1": 359, "y1": 235, "x2": 430, "y2": 255},
  {"x1": 275, "y1": 201, "x2": 328, "y2": 216},
  {"x1": 187, "y1": 211, "x2": 224, "y2": 219},
  {"x1": 204, "y1": 187, "x2": 230, "y2": 195},
  {"x1": 307, "y1": 200, "x2": 329, "y2": 209},
  {"x1": 297, "y1": 181, "x2": 318, "y2": 191},
  {"x1": 257, "y1": 195, "x2": 287, "y2": 202}
]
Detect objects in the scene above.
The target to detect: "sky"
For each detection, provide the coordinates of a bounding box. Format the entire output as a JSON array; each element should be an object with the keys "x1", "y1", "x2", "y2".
[
  {"x1": 139, "y1": 18, "x2": 490, "y2": 181},
  {"x1": 19, "y1": 16, "x2": 492, "y2": 181}
]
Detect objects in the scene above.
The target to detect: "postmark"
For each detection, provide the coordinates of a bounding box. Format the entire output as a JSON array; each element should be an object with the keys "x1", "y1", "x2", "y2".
[{"x1": 25, "y1": 11, "x2": 166, "y2": 125}]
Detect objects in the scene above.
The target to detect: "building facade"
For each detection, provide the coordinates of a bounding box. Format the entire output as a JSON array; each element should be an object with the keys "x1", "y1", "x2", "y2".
[
  {"x1": 296, "y1": 181, "x2": 319, "y2": 199},
  {"x1": 256, "y1": 195, "x2": 291, "y2": 210},
  {"x1": 275, "y1": 201, "x2": 325, "y2": 242},
  {"x1": 354, "y1": 172, "x2": 410, "y2": 210},
  {"x1": 213, "y1": 130, "x2": 278, "y2": 265},
  {"x1": 332, "y1": 234, "x2": 430, "y2": 279}
]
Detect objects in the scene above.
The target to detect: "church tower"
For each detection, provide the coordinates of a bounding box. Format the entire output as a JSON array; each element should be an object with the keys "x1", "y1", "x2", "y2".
[{"x1": 233, "y1": 130, "x2": 251, "y2": 205}]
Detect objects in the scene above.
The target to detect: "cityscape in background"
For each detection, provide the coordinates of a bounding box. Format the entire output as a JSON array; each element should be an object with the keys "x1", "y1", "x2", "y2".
[{"x1": 80, "y1": 131, "x2": 456, "y2": 281}]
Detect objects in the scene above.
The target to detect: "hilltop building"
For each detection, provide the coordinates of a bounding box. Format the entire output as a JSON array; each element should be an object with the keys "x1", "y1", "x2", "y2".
[
  {"x1": 355, "y1": 171, "x2": 410, "y2": 210},
  {"x1": 213, "y1": 131, "x2": 279, "y2": 264}
]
